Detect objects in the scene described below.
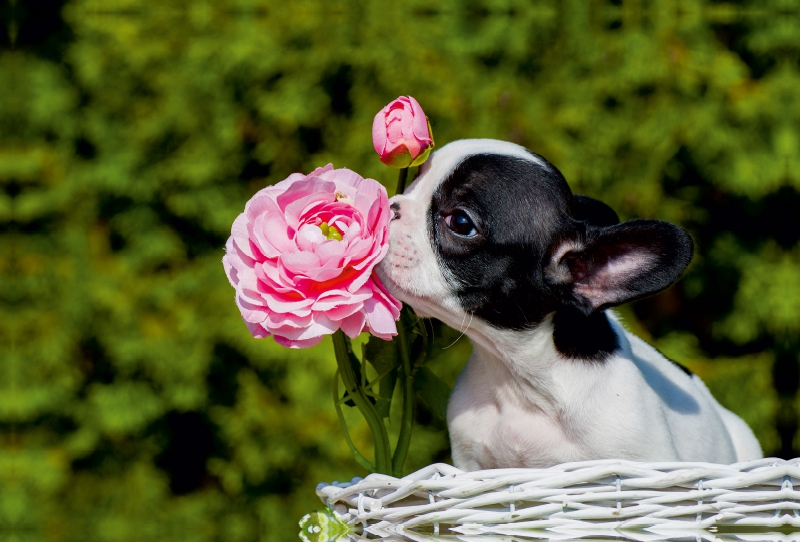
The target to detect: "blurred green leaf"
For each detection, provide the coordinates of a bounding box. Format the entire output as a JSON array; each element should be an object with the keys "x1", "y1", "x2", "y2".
[
  {"x1": 363, "y1": 335, "x2": 398, "y2": 418},
  {"x1": 414, "y1": 366, "x2": 452, "y2": 422}
]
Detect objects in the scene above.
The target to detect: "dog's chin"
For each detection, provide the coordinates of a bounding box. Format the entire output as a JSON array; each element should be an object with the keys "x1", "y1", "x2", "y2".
[
  {"x1": 374, "y1": 260, "x2": 434, "y2": 319},
  {"x1": 376, "y1": 259, "x2": 464, "y2": 324},
  {"x1": 375, "y1": 260, "x2": 421, "y2": 312}
]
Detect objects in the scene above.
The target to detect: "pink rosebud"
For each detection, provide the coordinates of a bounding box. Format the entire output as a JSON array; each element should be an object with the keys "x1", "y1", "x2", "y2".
[
  {"x1": 372, "y1": 96, "x2": 434, "y2": 168},
  {"x1": 222, "y1": 165, "x2": 402, "y2": 348}
]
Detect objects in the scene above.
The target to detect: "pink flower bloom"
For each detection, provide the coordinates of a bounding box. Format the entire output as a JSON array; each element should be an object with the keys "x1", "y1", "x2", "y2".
[
  {"x1": 372, "y1": 96, "x2": 434, "y2": 168},
  {"x1": 223, "y1": 165, "x2": 402, "y2": 348}
]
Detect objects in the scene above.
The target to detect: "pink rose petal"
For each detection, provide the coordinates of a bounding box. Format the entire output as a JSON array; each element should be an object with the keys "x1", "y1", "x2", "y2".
[
  {"x1": 280, "y1": 251, "x2": 321, "y2": 276},
  {"x1": 339, "y1": 312, "x2": 366, "y2": 338},
  {"x1": 363, "y1": 296, "x2": 398, "y2": 340},
  {"x1": 244, "y1": 320, "x2": 271, "y2": 339},
  {"x1": 372, "y1": 111, "x2": 388, "y2": 154},
  {"x1": 408, "y1": 96, "x2": 432, "y2": 144},
  {"x1": 273, "y1": 335, "x2": 324, "y2": 349}
]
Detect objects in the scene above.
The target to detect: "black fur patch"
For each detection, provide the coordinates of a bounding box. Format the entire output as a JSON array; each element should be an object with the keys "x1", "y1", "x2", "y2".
[
  {"x1": 671, "y1": 359, "x2": 694, "y2": 377},
  {"x1": 572, "y1": 194, "x2": 619, "y2": 227},
  {"x1": 552, "y1": 309, "x2": 620, "y2": 361}
]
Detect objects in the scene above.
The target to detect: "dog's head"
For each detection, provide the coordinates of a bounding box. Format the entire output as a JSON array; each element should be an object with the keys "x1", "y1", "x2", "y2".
[{"x1": 376, "y1": 139, "x2": 693, "y2": 356}]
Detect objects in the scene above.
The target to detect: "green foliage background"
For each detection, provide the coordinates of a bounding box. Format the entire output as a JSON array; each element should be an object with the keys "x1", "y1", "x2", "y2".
[{"x1": 6, "y1": 1, "x2": 800, "y2": 540}]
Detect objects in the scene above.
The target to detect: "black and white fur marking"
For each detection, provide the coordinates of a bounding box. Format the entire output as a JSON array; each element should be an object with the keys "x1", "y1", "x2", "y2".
[{"x1": 376, "y1": 139, "x2": 762, "y2": 469}]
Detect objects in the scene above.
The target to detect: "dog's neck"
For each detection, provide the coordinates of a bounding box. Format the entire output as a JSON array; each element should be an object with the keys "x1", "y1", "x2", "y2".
[
  {"x1": 411, "y1": 294, "x2": 625, "y2": 411},
  {"x1": 462, "y1": 312, "x2": 626, "y2": 414},
  {"x1": 467, "y1": 315, "x2": 558, "y2": 373},
  {"x1": 463, "y1": 314, "x2": 564, "y2": 411}
]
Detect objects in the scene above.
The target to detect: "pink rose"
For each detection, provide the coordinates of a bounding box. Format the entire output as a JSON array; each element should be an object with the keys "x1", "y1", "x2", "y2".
[
  {"x1": 372, "y1": 96, "x2": 434, "y2": 168},
  {"x1": 222, "y1": 165, "x2": 402, "y2": 348}
]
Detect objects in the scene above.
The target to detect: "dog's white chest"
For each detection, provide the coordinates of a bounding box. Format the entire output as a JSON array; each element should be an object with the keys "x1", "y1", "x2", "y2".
[
  {"x1": 445, "y1": 328, "x2": 703, "y2": 470},
  {"x1": 445, "y1": 345, "x2": 605, "y2": 470},
  {"x1": 448, "y1": 387, "x2": 580, "y2": 469}
]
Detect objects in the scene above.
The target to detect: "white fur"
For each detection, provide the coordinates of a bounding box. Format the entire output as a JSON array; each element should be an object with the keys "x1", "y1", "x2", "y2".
[{"x1": 377, "y1": 139, "x2": 763, "y2": 469}]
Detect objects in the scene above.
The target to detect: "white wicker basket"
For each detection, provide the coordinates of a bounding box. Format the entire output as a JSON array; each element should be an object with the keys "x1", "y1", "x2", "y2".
[{"x1": 315, "y1": 458, "x2": 800, "y2": 541}]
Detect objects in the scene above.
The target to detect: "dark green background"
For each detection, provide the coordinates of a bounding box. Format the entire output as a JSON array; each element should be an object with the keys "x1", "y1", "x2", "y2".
[{"x1": 6, "y1": 1, "x2": 800, "y2": 540}]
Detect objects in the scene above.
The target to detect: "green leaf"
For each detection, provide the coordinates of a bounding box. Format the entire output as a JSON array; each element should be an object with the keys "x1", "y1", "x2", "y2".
[
  {"x1": 362, "y1": 335, "x2": 398, "y2": 418},
  {"x1": 402, "y1": 312, "x2": 429, "y2": 368},
  {"x1": 341, "y1": 339, "x2": 369, "y2": 408},
  {"x1": 413, "y1": 366, "x2": 452, "y2": 421}
]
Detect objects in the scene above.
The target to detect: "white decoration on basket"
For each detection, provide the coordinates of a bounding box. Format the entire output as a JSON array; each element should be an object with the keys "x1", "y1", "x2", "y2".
[{"x1": 317, "y1": 459, "x2": 800, "y2": 541}]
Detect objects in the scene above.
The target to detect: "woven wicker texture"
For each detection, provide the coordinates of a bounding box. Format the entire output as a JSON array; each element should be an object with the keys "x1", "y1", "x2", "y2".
[{"x1": 316, "y1": 459, "x2": 800, "y2": 541}]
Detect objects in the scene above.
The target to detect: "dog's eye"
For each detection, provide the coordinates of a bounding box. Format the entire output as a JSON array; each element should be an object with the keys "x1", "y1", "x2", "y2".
[{"x1": 444, "y1": 210, "x2": 478, "y2": 237}]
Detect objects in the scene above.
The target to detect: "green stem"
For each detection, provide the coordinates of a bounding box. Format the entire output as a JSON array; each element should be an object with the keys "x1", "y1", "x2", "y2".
[
  {"x1": 332, "y1": 369, "x2": 374, "y2": 472},
  {"x1": 391, "y1": 308, "x2": 415, "y2": 476},
  {"x1": 396, "y1": 167, "x2": 409, "y2": 195},
  {"x1": 386, "y1": 166, "x2": 414, "y2": 476},
  {"x1": 332, "y1": 330, "x2": 392, "y2": 474}
]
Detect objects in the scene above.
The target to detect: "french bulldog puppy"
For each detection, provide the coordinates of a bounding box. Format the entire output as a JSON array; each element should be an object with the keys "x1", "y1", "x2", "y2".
[{"x1": 376, "y1": 139, "x2": 762, "y2": 470}]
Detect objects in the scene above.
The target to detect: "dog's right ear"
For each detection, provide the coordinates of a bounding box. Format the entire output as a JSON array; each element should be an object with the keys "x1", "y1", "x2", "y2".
[
  {"x1": 572, "y1": 195, "x2": 619, "y2": 227},
  {"x1": 545, "y1": 220, "x2": 694, "y2": 316}
]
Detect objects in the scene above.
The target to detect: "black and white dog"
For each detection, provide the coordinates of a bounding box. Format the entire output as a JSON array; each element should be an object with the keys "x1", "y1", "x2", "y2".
[{"x1": 376, "y1": 139, "x2": 762, "y2": 470}]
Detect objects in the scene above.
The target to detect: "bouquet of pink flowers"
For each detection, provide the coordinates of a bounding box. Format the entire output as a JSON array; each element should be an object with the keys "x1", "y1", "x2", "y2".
[{"x1": 223, "y1": 97, "x2": 440, "y2": 476}]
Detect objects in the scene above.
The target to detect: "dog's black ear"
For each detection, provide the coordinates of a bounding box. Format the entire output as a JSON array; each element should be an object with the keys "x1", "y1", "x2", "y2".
[
  {"x1": 572, "y1": 195, "x2": 619, "y2": 227},
  {"x1": 545, "y1": 220, "x2": 694, "y2": 315}
]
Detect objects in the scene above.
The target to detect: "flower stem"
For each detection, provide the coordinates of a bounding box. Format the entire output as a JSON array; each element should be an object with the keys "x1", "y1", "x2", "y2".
[
  {"x1": 332, "y1": 330, "x2": 392, "y2": 474},
  {"x1": 396, "y1": 167, "x2": 409, "y2": 195},
  {"x1": 391, "y1": 309, "x2": 415, "y2": 476},
  {"x1": 332, "y1": 369, "x2": 375, "y2": 472},
  {"x1": 387, "y1": 166, "x2": 415, "y2": 476}
]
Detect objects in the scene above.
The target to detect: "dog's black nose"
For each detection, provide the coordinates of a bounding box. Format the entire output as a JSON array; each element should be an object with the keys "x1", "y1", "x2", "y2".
[{"x1": 390, "y1": 202, "x2": 401, "y2": 220}]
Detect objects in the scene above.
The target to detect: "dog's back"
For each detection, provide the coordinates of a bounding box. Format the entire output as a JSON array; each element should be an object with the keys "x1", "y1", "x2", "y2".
[{"x1": 613, "y1": 316, "x2": 762, "y2": 463}]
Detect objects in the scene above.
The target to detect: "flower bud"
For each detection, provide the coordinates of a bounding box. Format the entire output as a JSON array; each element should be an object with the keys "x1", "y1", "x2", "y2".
[{"x1": 372, "y1": 96, "x2": 434, "y2": 168}]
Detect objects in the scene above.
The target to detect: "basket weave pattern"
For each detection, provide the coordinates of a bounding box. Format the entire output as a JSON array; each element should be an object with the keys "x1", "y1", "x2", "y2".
[{"x1": 316, "y1": 458, "x2": 800, "y2": 540}]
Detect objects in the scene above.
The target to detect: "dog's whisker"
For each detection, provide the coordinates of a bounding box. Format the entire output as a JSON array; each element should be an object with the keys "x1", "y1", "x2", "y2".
[{"x1": 443, "y1": 312, "x2": 472, "y2": 350}]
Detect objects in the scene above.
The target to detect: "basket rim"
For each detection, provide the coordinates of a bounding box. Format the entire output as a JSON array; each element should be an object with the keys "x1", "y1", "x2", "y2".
[{"x1": 315, "y1": 458, "x2": 800, "y2": 540}]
